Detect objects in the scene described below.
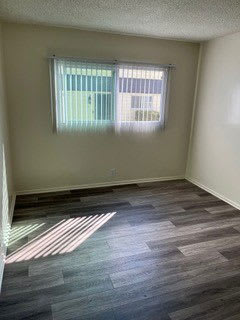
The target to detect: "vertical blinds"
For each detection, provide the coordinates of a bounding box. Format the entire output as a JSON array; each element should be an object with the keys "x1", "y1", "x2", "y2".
[
  {"x1": 116, "y1": 64, "x2": 168, "y2": 132},
  {"x1": 51, "y1": 58, "x2": 170, "y2": 133},
  {"x1": 53, "y1": 59, "x2": 115, "y2": 132}
]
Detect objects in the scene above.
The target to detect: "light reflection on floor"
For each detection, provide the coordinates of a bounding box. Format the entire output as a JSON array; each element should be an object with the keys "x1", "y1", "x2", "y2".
[
  {"x1": 8, "y1": 223, "x2": 45, "y2": 245},
  {"x1": 6, "y1": 212, "x2": 116, "y2": 263}
]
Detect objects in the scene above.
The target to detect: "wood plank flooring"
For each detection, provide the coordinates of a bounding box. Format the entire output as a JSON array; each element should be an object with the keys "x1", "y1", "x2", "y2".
[{"x1": 1, "y1": 179, "x2": 240, "y2": 319}]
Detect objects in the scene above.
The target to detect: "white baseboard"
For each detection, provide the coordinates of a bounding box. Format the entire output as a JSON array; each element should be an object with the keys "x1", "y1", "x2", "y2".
[
  {"x1": 16, "y1": 175, "x2": 185, "y2": 195},
  {"x1": 186, "y1": 176, "x2": 240, "y2": 211},
  {"x1": 0, "y1": 193, "x2": 16, "y2": 293}
]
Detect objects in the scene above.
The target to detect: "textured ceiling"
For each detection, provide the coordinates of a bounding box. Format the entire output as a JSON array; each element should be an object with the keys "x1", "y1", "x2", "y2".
[{"x1": 0, "y1": 0, "x2": 240, "y2": 41}]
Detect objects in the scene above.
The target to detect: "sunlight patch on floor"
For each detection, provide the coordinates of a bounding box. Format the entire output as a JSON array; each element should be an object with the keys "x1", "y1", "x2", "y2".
[
  {"x1": 6, "y1": 212, "x2": 116, "y2": 263},
  {"x1": 8, "y1": 223, "x2": 45, "y2": 245}
]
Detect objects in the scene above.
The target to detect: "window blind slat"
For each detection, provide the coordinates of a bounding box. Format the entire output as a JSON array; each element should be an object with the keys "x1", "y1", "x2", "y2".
[
  {"x1": 74, "y1": 62, "x2": 78, "y2": 124},
  {"x1": 101, "y1": 64, "x2": 102, "y2": 122},
  {"x1": 63, "y1": 60, "x2": 68, "y2": 126},
  {"x1": 85, "y1": 63, "x2": 88, "y2": 128},
  {"x1": 90, "y1": 64, "x2": 93, "y2": 125},
  {"x1": 69, "y1": 60, "x2": 73, "y2": 127},
  {"x1": 152, "y1": 68, "x2": 156, "y2": 122}
]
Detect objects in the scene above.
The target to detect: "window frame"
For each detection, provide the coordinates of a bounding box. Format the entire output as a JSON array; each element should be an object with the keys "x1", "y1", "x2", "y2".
[{"x1": 49, "y1": 58, "x2": 172, "y2": 133}]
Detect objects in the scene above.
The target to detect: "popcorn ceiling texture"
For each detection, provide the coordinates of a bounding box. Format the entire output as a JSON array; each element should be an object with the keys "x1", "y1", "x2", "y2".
[{"x1": 0, "y1": 0, "x2": 240, "y2": 41}]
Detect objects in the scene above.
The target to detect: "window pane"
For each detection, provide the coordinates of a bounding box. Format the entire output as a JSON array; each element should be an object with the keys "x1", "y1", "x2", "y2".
[
  {"x1": 53, "y1": 59, "x2": 115, "y2": 132},
  {"x1": 117, "y1": 65, "x2": 165, "y2": 126}
]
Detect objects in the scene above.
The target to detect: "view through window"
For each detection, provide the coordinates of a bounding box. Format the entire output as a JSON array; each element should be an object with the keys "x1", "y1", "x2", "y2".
[{"x1": 51, "y1": 59, "x2": 169, "y2": 132}]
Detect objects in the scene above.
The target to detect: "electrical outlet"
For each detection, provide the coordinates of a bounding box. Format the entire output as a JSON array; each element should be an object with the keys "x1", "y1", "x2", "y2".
[{"x1": 110, "y1": 168, "x2": 117, "y2": 177}]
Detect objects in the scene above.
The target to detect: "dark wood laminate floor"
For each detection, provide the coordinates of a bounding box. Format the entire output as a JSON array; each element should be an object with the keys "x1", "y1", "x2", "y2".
[{"x1": 1, "y1": 180, "x2": 240, "y2": 319}]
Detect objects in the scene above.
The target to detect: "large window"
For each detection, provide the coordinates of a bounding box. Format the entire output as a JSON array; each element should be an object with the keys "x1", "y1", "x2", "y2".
[{"x1": 50, "y1": 58, "x2": 170, "y2": 132}]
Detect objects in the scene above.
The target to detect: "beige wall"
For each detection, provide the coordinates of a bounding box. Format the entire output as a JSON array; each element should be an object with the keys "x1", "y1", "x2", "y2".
[
  {"x1": 2, "y1": 23, "x2": 199, "y2": 192},
  {"x1": 0, "y1": 23, "x2": 13, "y2": 288},
  {"x1": 187, "y1": 32, "x2": 240, "y2": 208}
]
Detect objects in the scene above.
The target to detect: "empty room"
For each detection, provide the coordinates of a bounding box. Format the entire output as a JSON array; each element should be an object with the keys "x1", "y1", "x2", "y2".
[{"x1": 1, "y1": 0, "x2": 240, "y2": 319}]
